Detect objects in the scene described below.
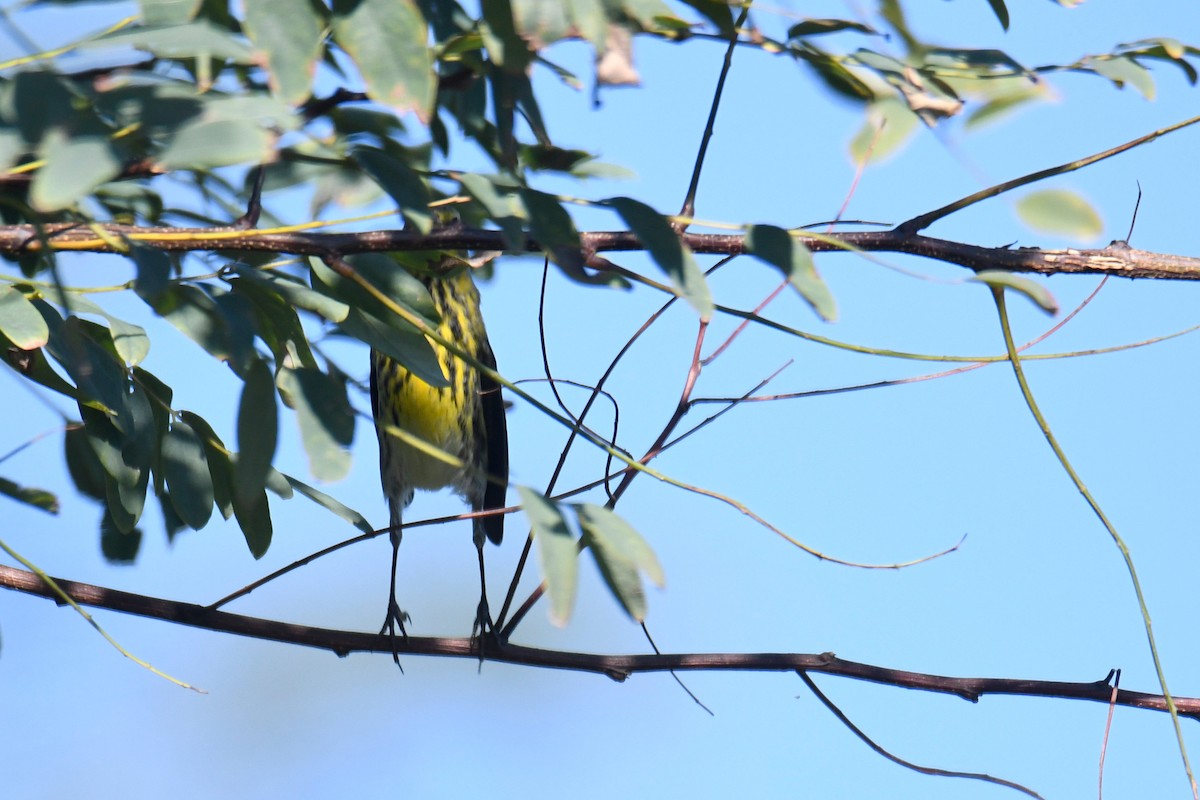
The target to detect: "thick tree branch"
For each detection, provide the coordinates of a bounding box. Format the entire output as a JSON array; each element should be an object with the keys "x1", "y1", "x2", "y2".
[
  {"x1": 1, "y1": 221, "x2": 1197, "y2": 280},
  {"x1": 2, "y1": 563, "x2": 1197, "y2": 719}
]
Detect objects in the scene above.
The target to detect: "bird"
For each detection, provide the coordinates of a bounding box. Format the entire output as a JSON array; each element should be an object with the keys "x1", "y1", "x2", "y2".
[{"x1": 369, "y1": 258, "x2": 508, "y2": 662}]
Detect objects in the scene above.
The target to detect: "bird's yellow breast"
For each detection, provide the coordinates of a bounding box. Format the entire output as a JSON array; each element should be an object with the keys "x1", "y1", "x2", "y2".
[{"x1": 375, "y1": 269, "x2": 481, "y2": 494}]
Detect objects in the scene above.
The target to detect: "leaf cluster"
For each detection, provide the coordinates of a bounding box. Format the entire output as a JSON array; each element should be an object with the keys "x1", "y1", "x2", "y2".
[{"x1": 0, "y1": 0, "x2": 1196, "y2": 619}]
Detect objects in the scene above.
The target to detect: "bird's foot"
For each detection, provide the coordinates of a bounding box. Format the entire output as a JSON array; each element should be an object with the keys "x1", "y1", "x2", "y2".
[
  {"x1": 380, "y1": 601, "x2": 411, "y2": 668},
  {"x1": 471, "y1": 598, "x2": 503, "y2": 665}
]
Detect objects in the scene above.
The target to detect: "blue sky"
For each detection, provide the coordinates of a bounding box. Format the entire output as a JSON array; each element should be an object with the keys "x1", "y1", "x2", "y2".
[{"x1": 3, "y1": 2, "x2": 1200, "y2": 798}]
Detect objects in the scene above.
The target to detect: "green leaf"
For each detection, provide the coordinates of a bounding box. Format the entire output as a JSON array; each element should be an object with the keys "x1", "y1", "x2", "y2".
[
  {"x1": 227, "y1": 274, "x2": 319, "y2": 370},
  {"x1": 79, "y1": 405, "x2": 140, "y2": 488},
  {"x1": 848, "y1": 98, "x2": 919, "y2": 163},
  {"x1": 243, "y1": 0, "x2": 325, "y2": 105},
  {"x1": 608, "y1": 197, "x2": 713, "y2": 318},
  {"x1": 0, "y1": 127, "x2": 26, "y2": 172},
  {"x1": 481, "y1": 0, "x2": 534, "y2": 71},
  {"x1": 100, "y1": 509, "x2": 143, "y2": 563},
  {"x1": 87, "y1": 21, "x2": 256, "y2": 63},
  {"x1": 105, "y1": 466, "x2": 148, "y2": 534},
  {"x1": 520, "y1": 486, "x2": 577, "y2": 627},
  {"x1": 331, "y1": 0, "x2": 436, "y2": 121},
  {"x1": 180, "y1": 410, "x2": 235, "y2": 521},
  {"x1": 234, "y1": 358, "x2": 279, "y2": 504},
  {"x1": 43, "y1": 312, "x2": 131, "y2": 416},
  {"x1": 565, "y1": 0, "x2": 606, "y2": 47},
  {"x1": 150, "y1": 284, "x2": 254, "y2": 367},
  {"x1": 984, "y1": 0, "x2": 1009, "y2": 31},
  {"x1": 158, "y1": 118, "x2": 274, "y2": 170},
  {"x1": 106, "y1": 315, "x2": 151, "y2": 367},
  {"x1": 745, "y1": 225, "x2": 837, "y2": 322},
  {"x1": 1016, "y1": 189, "x2": 1103, "y2": 241},
  {"x1": 91, "y1": 382, "x2": 155, "y2": 532},
  {"x1": 309, "y1": 253, "x2": 438, "y2": 325},
  {"x1": 134, "y1": 367, "x2": 173, "y2": 495},
  {"x1": 30, "y1": 131, "x2": 123, "y2": 212},
  {"x1": 351, "y1": 145, "x2": 433, "y2": 233},
  {"x1": 232, "y1": 482, "x2": 273, "y2": 559},
  {"x1": 229, "y1": 265, "x2": 350, "y2": 324},
  {"x1": 62, "y1": 295, "x2": 150, "y2": 367},
  {"x1": 965, "y1": 85, "x2": 1045, "y2": 130},
  {"x1": 577, "y1": 503, "x2": 663, "y2": 622},
  {"x1": 94, "y1": 182, "x2": 165, "y2": 222},
  {"x1": 338, "y1": 308, "x2": 447, "y2": 389},
  {"x1": 161, "y1": 421, "x2": 215, "y2": 529},
  {"x1": 458, "y1": 172, "x2": 527, "y2": 249},
  {"x1": 520, "y1": 144, "x2": 595, "y2": 173},
  {"x1": 139, "y1": 0, "x2": 202, "y2": 25},
  {"x1": 971, "y1": 271, "x2": 1059, "y2": 315},
  {"x1": 65, "y1": 424, "x2": 107, "y2": 501},
  {"x1": 512, "y1": 0, "x2": 571, "y2": 46},
  {"x1": 619, "y1": 0, "x2": 686, "y2": 34},
  {"x1": 0, "y1": 476, "x2": 59, "y2": 514},
  {"x1": 284, "y1": 474, "x2": 374, "y2": 535},
  {"x1": 671, "y1": 0, "x2": 728, "y2": 33},
  {"x1": 788, "y1": 18, "x2": 876, "y2": 37},
  {"x1": 131, "y1": 246, "x2": 172, "y2": 302},
  {"x1": 519, "y1": 188, "x2": 593, "y2": 280},
  {"x1": 795, "y1": 50, "x2": 875, "y2": 102},
  {"x1": 0, "y1": 335, "x2": 78, "y2": 400},
  {"x1": 158, "y1": 490, "x2": 187, "y2": 542},
  {"x1": 114, "y1": 378, "x2": 158, "y2": 490},
  {"x1": 277, "y1": 366, "x2": 354, "y2": 482},
  {"x1": 0, "y1": 285, "x2": 49, "y2": 349},
  {"x1": 264, "y1": 467, "x2": 295, "y2": 499},
  {"x1": 11, "y1": 71, "x2": 77, "y2": 146},
  {"x1": 1086, "y1": 55, "x2": 1156, "y2": 100},
  {"x1": 309, "y1": 255, "x2": 447, "y2": 388}
]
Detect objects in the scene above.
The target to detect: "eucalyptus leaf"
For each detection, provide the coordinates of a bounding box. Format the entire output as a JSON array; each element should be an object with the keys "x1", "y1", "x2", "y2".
[
  {"x1": 745, "y1": 225, "x2": 837, "y2": 321},
  {"x1": 181, "y1": 410, "x2": 235, "y2": 521},
  {"x1": 284, "y1": 474, "x2": 375, "y2": 535},
  {"x1": 608, "y1": 197, "x2": 713, "y2": 318},
  {"x1": 162, "y1": 421, "x2": 215, "y2": 529},
  {"x1": 972, "y1": 271, "x2": 1059, "y2": 315},
  {"x1": 0, "y1": 285, "x2": 49, "y2": 349},
  {"x1": 234, "y1": 358, "x2": 279, "y2": 504},
  {"x1": 30, "y1": 132, "x2": 122, "y2": 212},
  {"x1": 520, "y1": 486, "x2": 578, "y2": 627},
  {"x1": 159, "y1": 118, "x2": 274, "y2": 170},
  {"x1": 0, "y1": 476, "x2": 59, "y2": 514},
  {"x1": 243, "y1": 0, "x2": 324, "y2": 105},
  {"x1": 331, "y1": 0, "x2": 436, "y2": 121},
  {"x1": 1016, "y1": 189, "x2": 1103, "y2": 241},
  {"x1": 277, "y1": 366, "x2": 354, "y2": 482},
  {"x1": 577, "y1": 503, "x2": 663, "y2": 622},
  {"x1": 100, "y1": 509, "x2": 143, "y2": 563}
]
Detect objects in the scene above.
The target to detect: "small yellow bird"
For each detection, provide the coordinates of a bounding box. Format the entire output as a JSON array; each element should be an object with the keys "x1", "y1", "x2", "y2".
[{"x1": 370, "y1": 261, "x2": 508, "y2": 656}]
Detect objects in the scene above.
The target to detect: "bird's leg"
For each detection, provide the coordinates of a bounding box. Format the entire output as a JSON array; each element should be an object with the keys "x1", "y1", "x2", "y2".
[
  {"x1": 472, "y1": 530, "x2": 497, "y2": 656},
  {"x1": 380, "y1": 529, "x2": 410, "y2": 668}
]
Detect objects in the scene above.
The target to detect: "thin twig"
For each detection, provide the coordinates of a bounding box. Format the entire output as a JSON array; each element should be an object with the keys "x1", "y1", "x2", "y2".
[
  {"x1": 677, "y1": 4, "x2": 752, "y2": 225},
  {"x1": 797, "y1": 670, "x2": 1045, "y2": 799},
  {"x1": 992, "y1": 287, "x2": 1198, "y2": 799},
  {"x1": 1099, "y1": 668, "x2": 1121, "y2": 800}
]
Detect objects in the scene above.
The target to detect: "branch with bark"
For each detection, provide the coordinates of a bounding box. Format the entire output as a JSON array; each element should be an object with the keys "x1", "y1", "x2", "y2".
[
  {"x1": 2, "y1": 221, "x2": 1197, "y2": 281},
  {"x1": 3, "y1": 563, "x2": 1196, "y2": 719}
]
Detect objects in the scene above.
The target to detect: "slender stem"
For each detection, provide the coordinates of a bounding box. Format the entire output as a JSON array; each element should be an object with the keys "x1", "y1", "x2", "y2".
[
  {"x1": 677, "y1": 4, "x2": 752, "y2": 224},
  {"x1": 991, "y1": 287, "x2": 1197, "y2": 799}
]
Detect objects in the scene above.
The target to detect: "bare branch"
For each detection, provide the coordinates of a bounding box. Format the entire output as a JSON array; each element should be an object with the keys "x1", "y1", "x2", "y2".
[
  {"x1": 2, "y1": 222, "x2": 1196, "y2": 281},
  {"x1": 3, "y1": 563, "x2": 1198, "y2": 720}
]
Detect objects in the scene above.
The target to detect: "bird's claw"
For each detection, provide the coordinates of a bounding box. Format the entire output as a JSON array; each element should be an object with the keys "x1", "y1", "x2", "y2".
[{"x1": 380, "y1": 601, "x2": 411, "y2": 667}]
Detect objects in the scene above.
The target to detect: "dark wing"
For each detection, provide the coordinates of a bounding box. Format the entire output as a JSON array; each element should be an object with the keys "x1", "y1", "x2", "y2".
[{"x1": 477, "y1": 339, "x2": 508, "y2": 545}]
